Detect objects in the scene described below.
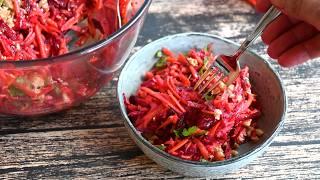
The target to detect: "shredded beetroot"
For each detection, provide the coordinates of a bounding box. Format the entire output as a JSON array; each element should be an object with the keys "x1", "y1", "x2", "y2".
[
  {"x1": 0, "y1": 0, "x2": 137, "y2": 115},
  {"x1": 125, "y1": 45, "x2": 264, "y2": 162},
  {"x1": 0, "y1": 0, "x2": 131, "y2": 60}
]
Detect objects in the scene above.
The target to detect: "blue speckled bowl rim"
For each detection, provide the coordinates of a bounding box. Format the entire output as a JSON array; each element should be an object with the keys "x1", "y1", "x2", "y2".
[{"x1": 117, "y1": 32, "x2": 287, "y2": 167}]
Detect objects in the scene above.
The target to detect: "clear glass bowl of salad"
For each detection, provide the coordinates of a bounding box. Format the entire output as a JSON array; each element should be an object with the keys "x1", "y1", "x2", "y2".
[{"x1": 0, "y1": 0, "x2": 152, "y2": 116}]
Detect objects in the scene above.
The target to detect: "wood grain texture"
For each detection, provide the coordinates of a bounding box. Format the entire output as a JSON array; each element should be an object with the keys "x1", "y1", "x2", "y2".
[{"x1": 0, "y1": 0, "x2": 319, "y2": 179}]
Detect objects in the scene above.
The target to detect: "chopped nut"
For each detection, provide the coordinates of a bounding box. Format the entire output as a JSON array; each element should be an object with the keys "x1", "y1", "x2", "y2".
[
  {"x1": 187, "y1": 57, "x2": 198, "y2": 66},
  {"x1": 219, "y1": 81, "x2": 226, "y2": 90},
  {"x1": 3, "y1": 0, "x2": 13, "y2": 9},
  {"x1": 247, "y1": 126, "x2": 254, "y2": 137},
  {"x1": 228, "y1": 84, "x2": 235, "y2": 91},
  {"x1": 242, "y1": 119, "x2": 252, "y2": 127},
  {"x1": 231, "y1": 150, "x2": 238, "y2": 156},
  {"x1": 214, "y1": 149, "x2": 225, "y2": 161},
  {"x1": 0, "y1": 6, "x2": 14, "y2": 28},
  {"x1": 31, "y1": 75, "x2": 45, "y2": 93},
  {"x1": 229, "y1": 93, "x2": 235, "y2": 99},
  {"x1": 62, "y1": 93, "x2": 71, "y2": 103},
  {"x1": 39, "y1": 0, "x2": 49, "y2": 11},
  {"x1": 16, "y1": 44, "x2": 20, "y2": 50},
  {"x1": 234, "y1": 143, "x2": 240, "y2": 149},
  {"x1": 255, "y1": 128, "x2": 264, "y2": 137},
  {"x1": 213, "y1": 109, "x2": 222, "y2": 120},
  {"x1": 236, "y1": 95, "x2": 242, "y2": 102}
]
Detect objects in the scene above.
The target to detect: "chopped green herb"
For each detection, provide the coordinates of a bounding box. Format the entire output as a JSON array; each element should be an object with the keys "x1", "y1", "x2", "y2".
[
  {"x1": 155, "y1": 50, "x2": 163, "y2": 58},
  {"x1": 0, "y1": 0, "x2": 4, "y2": 6},
  {"x1": 203, "y1": 46, "x2": 208, "y2": 52},
  {"x1": 182, "y1": 126, "x2": 198, "y2": 137},
  {"x1": 155, "y1": 56, "x2": 167, "y2": 68},
  {"x1": 156, "y1": 144, "x2": 166, "y2": 151},
  {"x1": 203, "y1": 56, "x2": 209, "y2": 65},
  {"x1": 204, "y1": 93, "x2": 214, "y2": 101},
  {"x1": 173, "y1": 129, "x2": 181, "y2": 137},
  {"x1": 8, "y1": 86, "x2": 25, "y2": 97},
  {"x1": 203, "y1": 44, "x2": 212, "y2": 53},
  {"x1": 198, "y1": 57, "x2": 209, "y2": 75}
]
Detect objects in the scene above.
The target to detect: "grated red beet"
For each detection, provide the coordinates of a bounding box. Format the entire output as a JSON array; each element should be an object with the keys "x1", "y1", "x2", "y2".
[{"x1": 125, "y1": 46, "x2": 263, "y2": 162}]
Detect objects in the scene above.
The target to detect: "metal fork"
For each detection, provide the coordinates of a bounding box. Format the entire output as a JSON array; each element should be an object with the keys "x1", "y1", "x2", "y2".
[
  {"x1": 194, "y1": 6, "x2": 281, "y2": 98},
  {"x1": 116, "y1": 0, "x2": 122, "y2": 28}
]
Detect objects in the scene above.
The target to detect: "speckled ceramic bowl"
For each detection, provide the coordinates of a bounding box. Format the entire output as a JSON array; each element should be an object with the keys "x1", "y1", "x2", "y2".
[{"x1": 117, "y1": 32, "x2": 287, "y2": 177}]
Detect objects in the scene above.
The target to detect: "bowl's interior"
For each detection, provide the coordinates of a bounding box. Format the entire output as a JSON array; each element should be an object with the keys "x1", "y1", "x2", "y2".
[{"x1": 118, "y1": 33, "x2": 286, "y2": 162}]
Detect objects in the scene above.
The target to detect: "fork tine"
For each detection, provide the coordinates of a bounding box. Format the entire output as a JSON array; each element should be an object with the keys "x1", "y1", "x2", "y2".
[
  {"x1": 194, "y1": 67, "x2": 212, "y2": 90},
  {"x1": 202, "y1": 74, "x2": 227, "y2": 98},
  {"x1": 198, "y1": 70, "x2": 219, "y2": 94}
]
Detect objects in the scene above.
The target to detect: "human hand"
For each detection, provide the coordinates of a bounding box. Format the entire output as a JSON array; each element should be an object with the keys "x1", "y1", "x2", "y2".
[{"x1": 256, "y1": 0, "x2": 320, "y2": 67}]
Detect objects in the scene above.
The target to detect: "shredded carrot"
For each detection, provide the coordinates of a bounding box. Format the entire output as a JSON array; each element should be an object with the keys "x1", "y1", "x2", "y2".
[
  {"x1": 141, "y1": 87, "x2": 183, "y2": 114},
  {"x1": 177, "y1": 53, "x2": 189, "y2": 65},
  {"x1": 188, "y1": 65, "x2": 198, "y2": 79},
  {"x1": 193, "y1": 138, "x2": 209, "y2": 160},
  {"x1": 208, "y1": 121, "x2": 221, "y2": 137},
  {"x1": 168, "y1": 139, "x2": 189, "y2": 153},
  {"x1": 167, "y1": 77, "x2": 188, "y2": 105},
  {"x1": 167, "y1": 90, "x2": 186, "y2": 113},
  {"x1": 0, "y1": 0, "x2": 134, "y2": 116},
  {"x1": 125, "y1": 46, "x2": 262, "y2": 162},
  {"x1": 157, "y1": 114, "x2": 178, "y2": 130},
  {"x1": 201, "y1": 109, "x2": 216, "y2": 116},
  {"x1": 140, "y1": 105, "x2": 162, "y2": 129},
  {"x1": 178, "y1": 73, "x2": 191, "y2": 87},
  {"x1": 162, "y1": 47, "x2": 175, "y2": 57},
  {"x1": 35, "y1": 25, "x2": 47, "y2": 58},
  {"x1": 12, "y1": 0, "x2": 20, "y2": 16}
]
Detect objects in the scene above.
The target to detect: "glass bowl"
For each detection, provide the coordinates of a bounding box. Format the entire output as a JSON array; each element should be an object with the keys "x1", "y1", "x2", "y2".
[{"x1": 0, "y1": 0, "x2": 152, "y2": 116}]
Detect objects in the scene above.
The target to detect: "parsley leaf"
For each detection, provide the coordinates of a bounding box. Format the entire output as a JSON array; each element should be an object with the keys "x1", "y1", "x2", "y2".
[
  {"x1": 155, "y1": 56, "x2": 167, "y2": 68},
  {"x1": 155, "y1": 50, "x2": 163, "y2": 58},
  {"x1": 182, "y1": 126, "x2": 198, "y2": 137},
  {"x1": 199, "y1": 57, "x2": 209, "y2": 75},
  {"x1": 156, "y1": 144, "x2": 166, "y2": 151},
  {"x1": 173, "y1": 129, "x2": 181, "y2": 137},
  {"x1": 203, "y1": 46, "x2": 208, "y2": 52},
  {"x1": 204, "y1": 94, "x2": 214, "y2": 101}
]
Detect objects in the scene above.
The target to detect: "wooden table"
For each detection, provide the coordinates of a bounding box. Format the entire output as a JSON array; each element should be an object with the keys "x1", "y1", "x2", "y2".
[{"x1": 1, "y1": 0, "x2": 319, "y2": 179}]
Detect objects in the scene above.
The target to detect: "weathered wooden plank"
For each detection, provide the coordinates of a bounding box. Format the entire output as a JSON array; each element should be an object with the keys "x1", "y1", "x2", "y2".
[{"x1": 0, "y1": 128, "x2": 319, "y2": 179}]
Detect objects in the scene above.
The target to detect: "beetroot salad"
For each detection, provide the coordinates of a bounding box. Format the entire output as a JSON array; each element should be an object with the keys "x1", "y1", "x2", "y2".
[
  {"x1": 0, "y1": 0, "x2": 134, "y2": 114},
  {"x1": 124, "y1": 45, "x2": 264, "y2": 162},
  {"x1": 0, "y1": 0, "x2": 131, "y2": 60}
]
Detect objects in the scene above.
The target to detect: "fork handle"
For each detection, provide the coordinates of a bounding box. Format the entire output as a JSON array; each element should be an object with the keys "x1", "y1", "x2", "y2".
[
  {"x1": 117, "y1": 0, "x2": 122, "y2": 28},
  {"x1": 235, "y1": 6, "x2": 281, "y2": 59}
]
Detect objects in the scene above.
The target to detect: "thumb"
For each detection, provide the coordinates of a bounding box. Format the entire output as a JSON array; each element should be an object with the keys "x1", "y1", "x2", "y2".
[{"x1": 270, "y1": 0, "x2": 320, "y2": 30}]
